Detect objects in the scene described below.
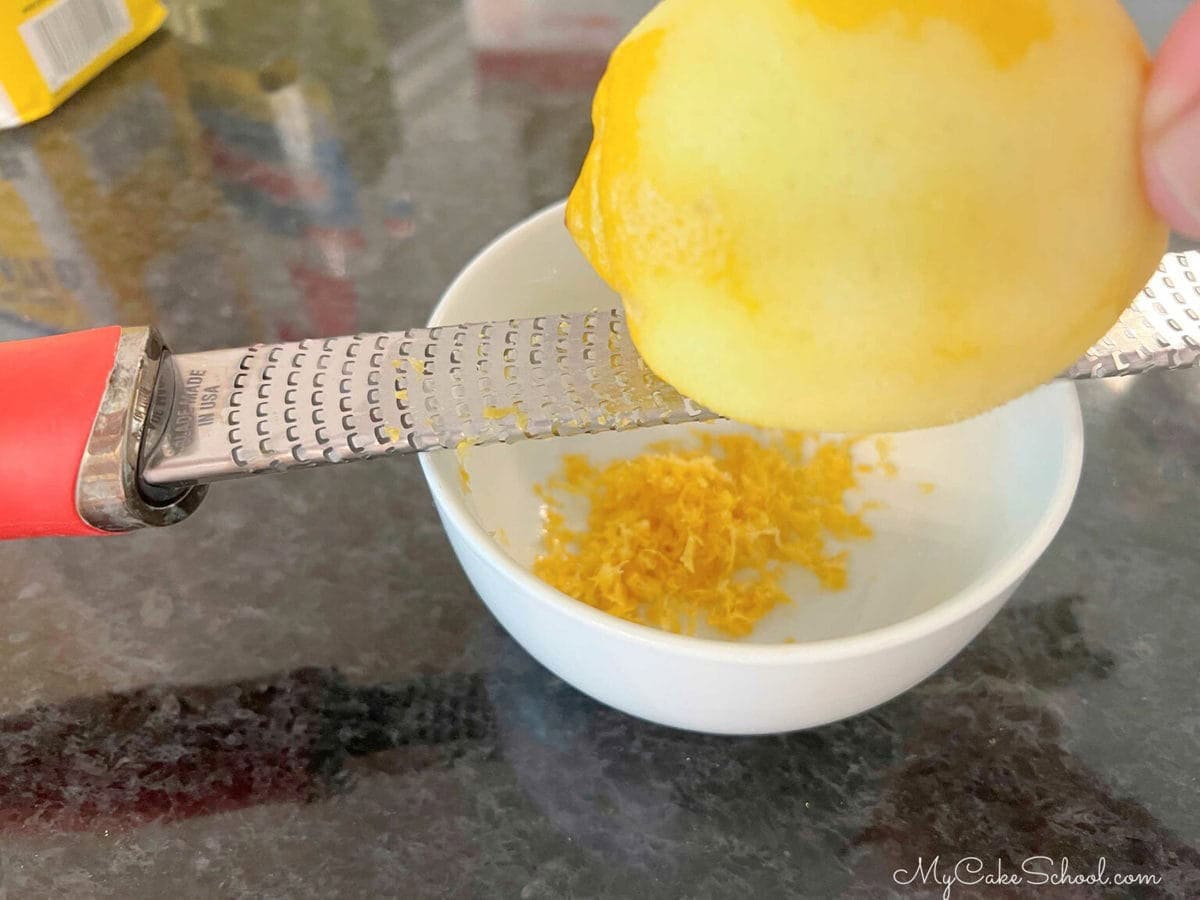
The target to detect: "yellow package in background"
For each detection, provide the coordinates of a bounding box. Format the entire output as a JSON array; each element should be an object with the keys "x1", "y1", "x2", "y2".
[{"x1": 0, "y1": 0, "x2": 166, "y2": 129}]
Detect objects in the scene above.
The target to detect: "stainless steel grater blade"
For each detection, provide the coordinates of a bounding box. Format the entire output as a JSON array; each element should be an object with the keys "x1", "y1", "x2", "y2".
[
  {"x1": 138, "y1": 308, "x2": 713, "y2": 488},
  {"x1": 1063, "y1": 250, "x2": 1200, "y2": 379},
  {"x1": 139, "y1": 249, "x2": 1200, "y2": 490}
]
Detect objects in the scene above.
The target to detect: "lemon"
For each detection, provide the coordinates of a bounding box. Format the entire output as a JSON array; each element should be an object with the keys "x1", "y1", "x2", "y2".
[{"x1": 567, "y1": 0, "x2": 1168, "y2": 432}]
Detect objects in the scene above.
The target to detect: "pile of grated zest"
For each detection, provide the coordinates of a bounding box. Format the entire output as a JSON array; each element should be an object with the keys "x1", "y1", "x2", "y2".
[{"x1": 533, "y1": 432, "x2": 883, "y2": 638}]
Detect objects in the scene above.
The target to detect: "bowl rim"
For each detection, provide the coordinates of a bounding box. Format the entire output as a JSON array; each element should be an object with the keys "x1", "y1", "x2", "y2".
[{"x1": 418, "y1": 201, "x2": 1085, "y2": 665}]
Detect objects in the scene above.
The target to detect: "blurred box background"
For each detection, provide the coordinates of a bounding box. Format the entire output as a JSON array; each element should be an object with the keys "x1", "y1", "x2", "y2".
[{"x1": 466, "y1": 0, "x2": 653, "y2": 91}]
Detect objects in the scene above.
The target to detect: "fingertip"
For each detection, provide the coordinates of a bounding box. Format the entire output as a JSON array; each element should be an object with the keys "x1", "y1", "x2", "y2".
[
  {"x1": 1144, "y1": 1, "x2": 1200, "y2": 238},
  {"x1": 1145, "y1": 137, "x2": 1200, "y2": 241},
  {"x1": 1144, "y1": 0, "x2": 1200, "y2": 131}
]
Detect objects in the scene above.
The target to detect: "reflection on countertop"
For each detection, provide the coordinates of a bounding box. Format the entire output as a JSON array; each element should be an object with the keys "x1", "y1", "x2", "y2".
[{"x1": 1, "y1": 1, "x2": 1198, "y2": 897}]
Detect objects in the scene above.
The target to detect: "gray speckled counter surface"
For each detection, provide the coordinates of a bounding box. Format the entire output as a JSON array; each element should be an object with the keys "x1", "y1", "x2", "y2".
[{"x1": 1, "y1": 1, "x2": 1198, "y2": 897}]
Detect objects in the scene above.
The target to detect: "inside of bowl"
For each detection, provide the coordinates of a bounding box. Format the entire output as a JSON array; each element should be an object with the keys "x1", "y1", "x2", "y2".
[{"x1": 427, "y1": 204, "x2": 1077, "y2": 644}]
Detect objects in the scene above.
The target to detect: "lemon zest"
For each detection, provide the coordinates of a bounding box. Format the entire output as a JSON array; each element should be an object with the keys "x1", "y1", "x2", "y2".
[
  {"x1": 483, "y1": 404, "x2": 530, "y2": 431},
  {"x1": 534, "y1": 432, "x2": 881, "y2": 638},
  {"x1": 456, "y1": 439, "x2": 472, "y2": 490}
]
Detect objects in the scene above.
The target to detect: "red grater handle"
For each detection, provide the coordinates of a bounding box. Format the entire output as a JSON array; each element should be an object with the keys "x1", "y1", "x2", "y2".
[{"x1": 0, "y1": 327, "x2": 122, "y2": 540}]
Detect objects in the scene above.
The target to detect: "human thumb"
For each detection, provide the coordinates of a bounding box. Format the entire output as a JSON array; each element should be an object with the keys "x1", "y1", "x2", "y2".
[{"x1": 1144, "y1": 0, "x2": 1200, "y2": 240}]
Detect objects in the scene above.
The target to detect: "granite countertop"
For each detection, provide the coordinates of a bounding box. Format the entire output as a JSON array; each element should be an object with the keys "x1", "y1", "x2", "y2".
[{"x1": 1, "y1": 1, "x2": 1199, "y2": 896}]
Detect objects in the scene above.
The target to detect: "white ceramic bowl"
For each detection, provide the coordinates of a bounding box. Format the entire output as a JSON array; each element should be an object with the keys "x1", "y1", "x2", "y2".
[{"x1": 419, "y1": 202, "x2": 1084, "y2": 735}]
